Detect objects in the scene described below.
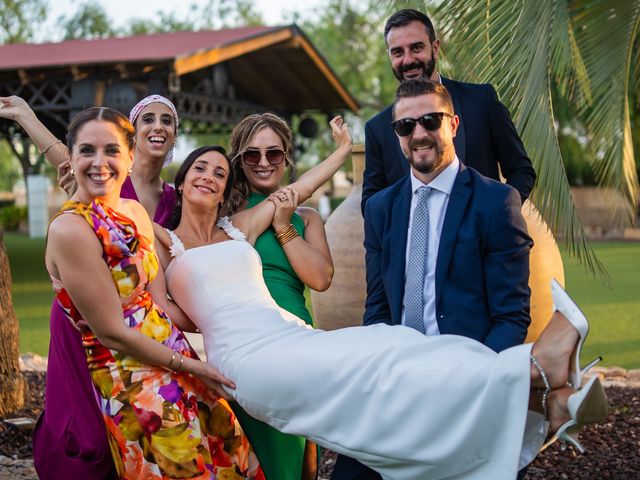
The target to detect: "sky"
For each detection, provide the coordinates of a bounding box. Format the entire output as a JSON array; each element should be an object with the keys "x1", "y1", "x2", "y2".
[{"x1": 43, "y1": 0, "x2": 324, "y2": 41}]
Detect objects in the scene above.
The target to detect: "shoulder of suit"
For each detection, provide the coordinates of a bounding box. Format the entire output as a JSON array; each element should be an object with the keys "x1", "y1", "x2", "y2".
[
  {"x1": 443, "y1": 77, "x2": 494, "y2": 95},
  {"x1": 465, "y1": 167, "x2": 518, "y2": 200},
  {"x1": 366, "y1": 104, "x2": 394, "y2": 128},
  {"x1": 366, "y1": 177, "x2": 407, "y2": 212}
]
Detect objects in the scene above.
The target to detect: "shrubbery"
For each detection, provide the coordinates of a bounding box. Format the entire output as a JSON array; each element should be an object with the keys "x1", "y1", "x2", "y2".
[{"x1": 0, "y1": 206, "x2": 28, "y2": 231}]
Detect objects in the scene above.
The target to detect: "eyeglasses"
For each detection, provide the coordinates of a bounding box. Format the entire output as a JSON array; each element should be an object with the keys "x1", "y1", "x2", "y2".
[
  {"x1": 391, "y1": 112, "x2": 452, "y2": 137},
  {"x1": 240, "y1": 148, "x2": 286, "y2": 166}
]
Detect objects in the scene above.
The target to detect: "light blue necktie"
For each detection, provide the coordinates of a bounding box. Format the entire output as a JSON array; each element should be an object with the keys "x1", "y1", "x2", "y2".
[{"x1": 403, "y1": 186, "x2": 431, "y2": 333}]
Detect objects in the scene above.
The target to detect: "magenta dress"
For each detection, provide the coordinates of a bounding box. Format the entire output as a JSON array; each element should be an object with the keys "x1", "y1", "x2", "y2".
[{"x1": 33, "y1": 178, "x2": 177, "y2": 479}]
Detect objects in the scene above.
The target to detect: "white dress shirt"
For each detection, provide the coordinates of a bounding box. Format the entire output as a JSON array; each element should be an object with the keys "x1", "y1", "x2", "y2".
[{"x1": 401, "y1": 157, "x2": 460, "y2": 335}]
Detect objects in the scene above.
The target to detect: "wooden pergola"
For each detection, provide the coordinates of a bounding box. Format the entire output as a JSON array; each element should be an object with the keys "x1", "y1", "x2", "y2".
[{"x1": 0, "y1": 25, "x2": 359, "y2": 142}]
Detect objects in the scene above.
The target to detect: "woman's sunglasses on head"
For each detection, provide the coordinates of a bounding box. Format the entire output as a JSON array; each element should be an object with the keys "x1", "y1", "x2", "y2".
[
  {"x1": 391, "y1": 112, "x2": 452, "y2": 137},
  {"x1": 240, "y1": 148, "x2": 286, "y2": 166}
]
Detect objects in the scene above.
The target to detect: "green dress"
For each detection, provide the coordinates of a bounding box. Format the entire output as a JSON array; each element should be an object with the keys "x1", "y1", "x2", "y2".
[{"x1": 231, "y1": 191, "x2": 312, "y2": 480}]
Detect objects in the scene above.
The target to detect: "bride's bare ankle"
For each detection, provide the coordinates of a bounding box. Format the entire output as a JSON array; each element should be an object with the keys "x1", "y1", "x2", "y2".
[
  {"x1": 530, "y1": 312, "x2": 576, "y2": 389},
  {"x1": 548, "y1": 388, "x2": 573, "y2": 431}
]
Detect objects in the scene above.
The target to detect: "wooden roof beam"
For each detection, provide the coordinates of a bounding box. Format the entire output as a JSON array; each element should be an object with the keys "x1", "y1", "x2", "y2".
[
  {"x1": 174, "y1": 28, "x2": 294, "y2": 76},
  {"x1": 283, "y1": 35, "x2": 359, "y2": 113}
]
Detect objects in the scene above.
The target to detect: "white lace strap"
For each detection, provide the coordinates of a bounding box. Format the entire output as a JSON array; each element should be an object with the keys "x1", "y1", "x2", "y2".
[
  {"x1": 164, "y1": 228, "x2": 186, "y2": 257},
  {"x1": 217, "y1": 216, "x2": 247, "y2": 241}
]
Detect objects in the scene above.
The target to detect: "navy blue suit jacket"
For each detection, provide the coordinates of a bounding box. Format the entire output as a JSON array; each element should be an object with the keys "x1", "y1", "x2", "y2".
[
  {"x1": 361, "y1": 77, "x2": 536, "y2": 211},
  {"x1": 363, "y1": 165, "x2": 532, "y2": 351}
]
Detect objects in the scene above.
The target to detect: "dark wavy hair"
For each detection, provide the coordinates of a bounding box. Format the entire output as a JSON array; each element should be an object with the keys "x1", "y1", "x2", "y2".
[
  {"x1": 384, "y1": 9, "x2": 436, "y2": 44},
  {"x1": 67, "y1": 107, "x2": 136, "y2": 152},
  {"x1": 168, "y1": 145, "x2": 234, "y2": 229},
  {"x1": 227, "y1": 113, "x2": 295, "y2": 213}
]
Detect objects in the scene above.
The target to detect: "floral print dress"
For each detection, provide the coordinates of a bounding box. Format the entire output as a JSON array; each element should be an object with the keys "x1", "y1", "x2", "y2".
[{"x1": 51, "y1": 200, "x2": 264, "y2": 480}]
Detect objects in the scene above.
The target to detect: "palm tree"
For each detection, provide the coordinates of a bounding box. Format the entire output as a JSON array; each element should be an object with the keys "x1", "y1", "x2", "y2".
[{"x1": 392, "y1": 0, "x2": 639, "y2": 277}]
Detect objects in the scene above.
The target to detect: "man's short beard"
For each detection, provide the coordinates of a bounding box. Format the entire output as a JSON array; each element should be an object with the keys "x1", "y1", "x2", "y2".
[
  {"x1": 393, "y1": 51, "x2": 437, "y2": 81},
  {"x1": 410, "y1": 153, "x2": 443, "y2": 175}
]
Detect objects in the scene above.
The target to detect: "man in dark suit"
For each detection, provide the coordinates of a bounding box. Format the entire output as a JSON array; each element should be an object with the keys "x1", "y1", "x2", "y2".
[
  {"x1": 331, "y1": 80, "x2": 533, "y2": 480},
  {"x1": 361, "y1": 9, "x2": 536, "y2": 212}
]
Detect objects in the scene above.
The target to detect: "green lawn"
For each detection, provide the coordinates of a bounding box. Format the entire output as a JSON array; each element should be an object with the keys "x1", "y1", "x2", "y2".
[
  {"x1": 4, "y1": 232, "x2": 639, "y2": 368},
  {"x1": 562, "y1": 243, "x2": 640, "y2": 370},
  {"x1": 3, "y1": 233, "x2": 52, "y2": 356}
]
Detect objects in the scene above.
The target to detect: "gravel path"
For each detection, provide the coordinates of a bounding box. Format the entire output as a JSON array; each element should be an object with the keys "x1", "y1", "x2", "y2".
[{"x1": 2, "y1": 372, "x2": 638, "y2": 479}]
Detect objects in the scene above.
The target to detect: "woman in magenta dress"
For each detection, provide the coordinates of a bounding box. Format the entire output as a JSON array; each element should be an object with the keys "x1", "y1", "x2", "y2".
[{"x1": 0, "y1": 94, "x2": 180, "y2": 478}]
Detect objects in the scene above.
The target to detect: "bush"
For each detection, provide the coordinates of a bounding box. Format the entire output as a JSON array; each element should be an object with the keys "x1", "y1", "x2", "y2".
[{"x1": 0, "y1": 206, "x2": 28, "y2": 231}]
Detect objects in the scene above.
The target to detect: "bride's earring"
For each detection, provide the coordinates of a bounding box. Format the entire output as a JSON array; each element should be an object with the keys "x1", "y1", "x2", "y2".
[
  {"x1": 127, "y1": 165, "x2": 133, "y2": 176},
  {"x1": 70, "y1": 168, "x2": 75, "y2": 176}
]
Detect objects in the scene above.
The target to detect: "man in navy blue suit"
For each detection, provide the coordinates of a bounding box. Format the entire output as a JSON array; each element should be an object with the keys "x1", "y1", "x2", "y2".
[
  {"x1": 361, "y1": 9, "x2": 536, "y2": 212},
  {"x1": 331, "y1": 80, "x2": 533, "y2": 480}
]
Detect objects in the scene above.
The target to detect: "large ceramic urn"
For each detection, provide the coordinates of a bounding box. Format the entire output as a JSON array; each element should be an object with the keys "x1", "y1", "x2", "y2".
[
  {"x1": 311, "y1": 145, "x2": 368, "y2": 330},
  {"x1": 311, "y1": 144, "x2": 564, "y2": 343}
]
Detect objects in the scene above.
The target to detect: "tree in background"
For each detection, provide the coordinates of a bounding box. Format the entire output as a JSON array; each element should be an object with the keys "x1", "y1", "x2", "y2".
[
  {"x1": 57, "y1": 0, "x2": 263, "y2": 39},
  {"x1": 427, "y1": 0, "x2": 640, "y2": 276},
  {"x1": 0, "y1": 1, "x2": 48, "y2": 414},
  {"x1": 60, "y1": 3, "x2": 115, "y2": 40},
  {"x1": 0, "y1": 0, "x2": 46, "y2": 43},
  {"x1": 0, "y1": 228, "x2": 24, "y2": 416}
]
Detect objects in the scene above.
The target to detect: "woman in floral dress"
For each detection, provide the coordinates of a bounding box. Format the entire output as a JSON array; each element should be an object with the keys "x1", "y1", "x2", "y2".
[{"x1": 45, "y1": 106, "x2": 263, "y2": 479}]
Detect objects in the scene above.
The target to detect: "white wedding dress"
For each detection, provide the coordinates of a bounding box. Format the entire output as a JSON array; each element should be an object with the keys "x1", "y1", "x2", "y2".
[{"x1": 164, "y1": 219, "x2": 547, "y2": 480}]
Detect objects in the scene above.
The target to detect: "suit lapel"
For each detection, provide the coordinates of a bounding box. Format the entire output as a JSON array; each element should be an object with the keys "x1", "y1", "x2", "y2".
[
  {"x1": 388, "y1": 178, "x2": 412, "y2": 323},
  {"x1": 435, "y1": 165, "x2": 472, "y2": 306},
  {"x1": 442, "y1": 77, "x2": 467, "y2": 164}
]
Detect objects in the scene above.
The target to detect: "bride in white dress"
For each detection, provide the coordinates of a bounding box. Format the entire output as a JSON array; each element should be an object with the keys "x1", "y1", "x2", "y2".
[{"x1": 154, "y1": 116, "x2": 608, "y2": 480}]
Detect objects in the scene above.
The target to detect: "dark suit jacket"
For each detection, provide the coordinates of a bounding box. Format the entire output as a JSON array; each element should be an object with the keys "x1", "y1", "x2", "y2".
[
  {"x1": 332, "y1": 165, "x2": 533, "y2": 480},
  {"x1": 364, "y1": 164, "x2": 532, "y2": 350},
  {"x1": 361, "y1": 77, "x2": 536, "y2": 212}
]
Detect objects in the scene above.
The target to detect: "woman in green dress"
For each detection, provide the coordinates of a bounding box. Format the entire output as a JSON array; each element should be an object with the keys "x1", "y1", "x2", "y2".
[{"x1": 227, "y1": 113, "x2": 334, "y2": 480}]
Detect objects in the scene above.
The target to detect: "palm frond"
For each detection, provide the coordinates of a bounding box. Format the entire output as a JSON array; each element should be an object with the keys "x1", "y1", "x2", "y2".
[
  {"x1": 433, "y1": 0, "x2": 607, "y2": 277},
  {"x1": 633, "y1": 30, "x2": 640, "y2": 105},
  {"x1": 572, "y1": 0, "x2": 640, "y2": 222}
]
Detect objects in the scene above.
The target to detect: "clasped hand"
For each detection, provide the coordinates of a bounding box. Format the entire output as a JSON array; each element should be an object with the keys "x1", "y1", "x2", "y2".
[{"x1": 268, "y1": 186, "x2": 299, "y2": 232}]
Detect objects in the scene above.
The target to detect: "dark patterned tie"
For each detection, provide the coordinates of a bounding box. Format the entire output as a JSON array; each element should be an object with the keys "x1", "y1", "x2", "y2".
[{"x1": 403, "y1": 186, "x2": 431, "y2": 333}]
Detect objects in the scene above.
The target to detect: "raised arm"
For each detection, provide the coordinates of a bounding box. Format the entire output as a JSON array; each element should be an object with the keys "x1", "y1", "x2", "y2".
[
  {"x1": 289, "y1": 115, "x2": 352, "y2": 203},
  {"x1": 0, "y1": 96, "x2": 69, "y2": 167},
  {"x1": 233, "y1": 115, "x2": 352, "y2": 244}
]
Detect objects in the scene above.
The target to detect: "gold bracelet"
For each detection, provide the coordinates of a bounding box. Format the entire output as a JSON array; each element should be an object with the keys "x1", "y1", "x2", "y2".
[
  {"x1": 275, "y1": 224, "x2": 298, "y2": 245},
  {"x1": 277, "y1": 228, "x2": 299, "y2": 246},
  {"x1": 167, "y1": 351, "x2": 177, "y2": 371},
  {"x1": 40, "y1": 139, "x2": 61, "y2": 155},
  {"x1": 275, "y1": 224, "x2": 295, "y2": 239},
  {"x1": 177, "y1": 354, "x2": 184, "y2": 372}
]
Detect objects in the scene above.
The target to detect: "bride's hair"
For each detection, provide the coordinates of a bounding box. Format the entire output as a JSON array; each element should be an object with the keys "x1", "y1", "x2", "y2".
[
  {"x1": 227, "y1": 113, "x2": 295, "y2": 213},
  {"x1": 169, "y1": 145, "x2": 235, "y2": 229}
]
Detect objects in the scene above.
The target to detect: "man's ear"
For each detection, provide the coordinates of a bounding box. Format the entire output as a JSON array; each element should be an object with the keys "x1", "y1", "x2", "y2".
[
  {"x1": 432, "y1": 39, "x2": 441, "y2": 60},
  {"x1": 450, "y1": 114, "x2": 460, "y2": 138}
]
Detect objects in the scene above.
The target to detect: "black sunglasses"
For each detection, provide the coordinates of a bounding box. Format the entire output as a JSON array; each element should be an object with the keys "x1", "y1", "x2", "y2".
[
  {"x1": 240, "y1": 148, "x2": 286, "y2": 166},
  {"x1": 391, "y1": 112, "x2": 452, "y2": 137}
]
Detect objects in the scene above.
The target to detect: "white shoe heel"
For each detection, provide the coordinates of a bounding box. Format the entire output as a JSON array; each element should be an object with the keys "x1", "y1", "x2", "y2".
[
  {"x1": 550, "y1": 279, "x2": 596, "y2": 388},
  {"x1": 543, "y1": 376, "x2": 609, "y2": 453}
]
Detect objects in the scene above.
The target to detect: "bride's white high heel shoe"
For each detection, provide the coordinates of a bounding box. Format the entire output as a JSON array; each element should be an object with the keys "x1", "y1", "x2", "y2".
[
  {"x1": 542, "y1": 375, "x2": 609, "y2": 453},
  {"x1": 550, "y1": 279, "x2": 602, "y2": 388}
]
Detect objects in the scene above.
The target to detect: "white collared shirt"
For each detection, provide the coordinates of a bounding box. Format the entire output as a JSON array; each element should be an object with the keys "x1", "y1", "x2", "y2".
[{"x1": 401, "y1": 157, "x2": 460, "y2": 335}]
